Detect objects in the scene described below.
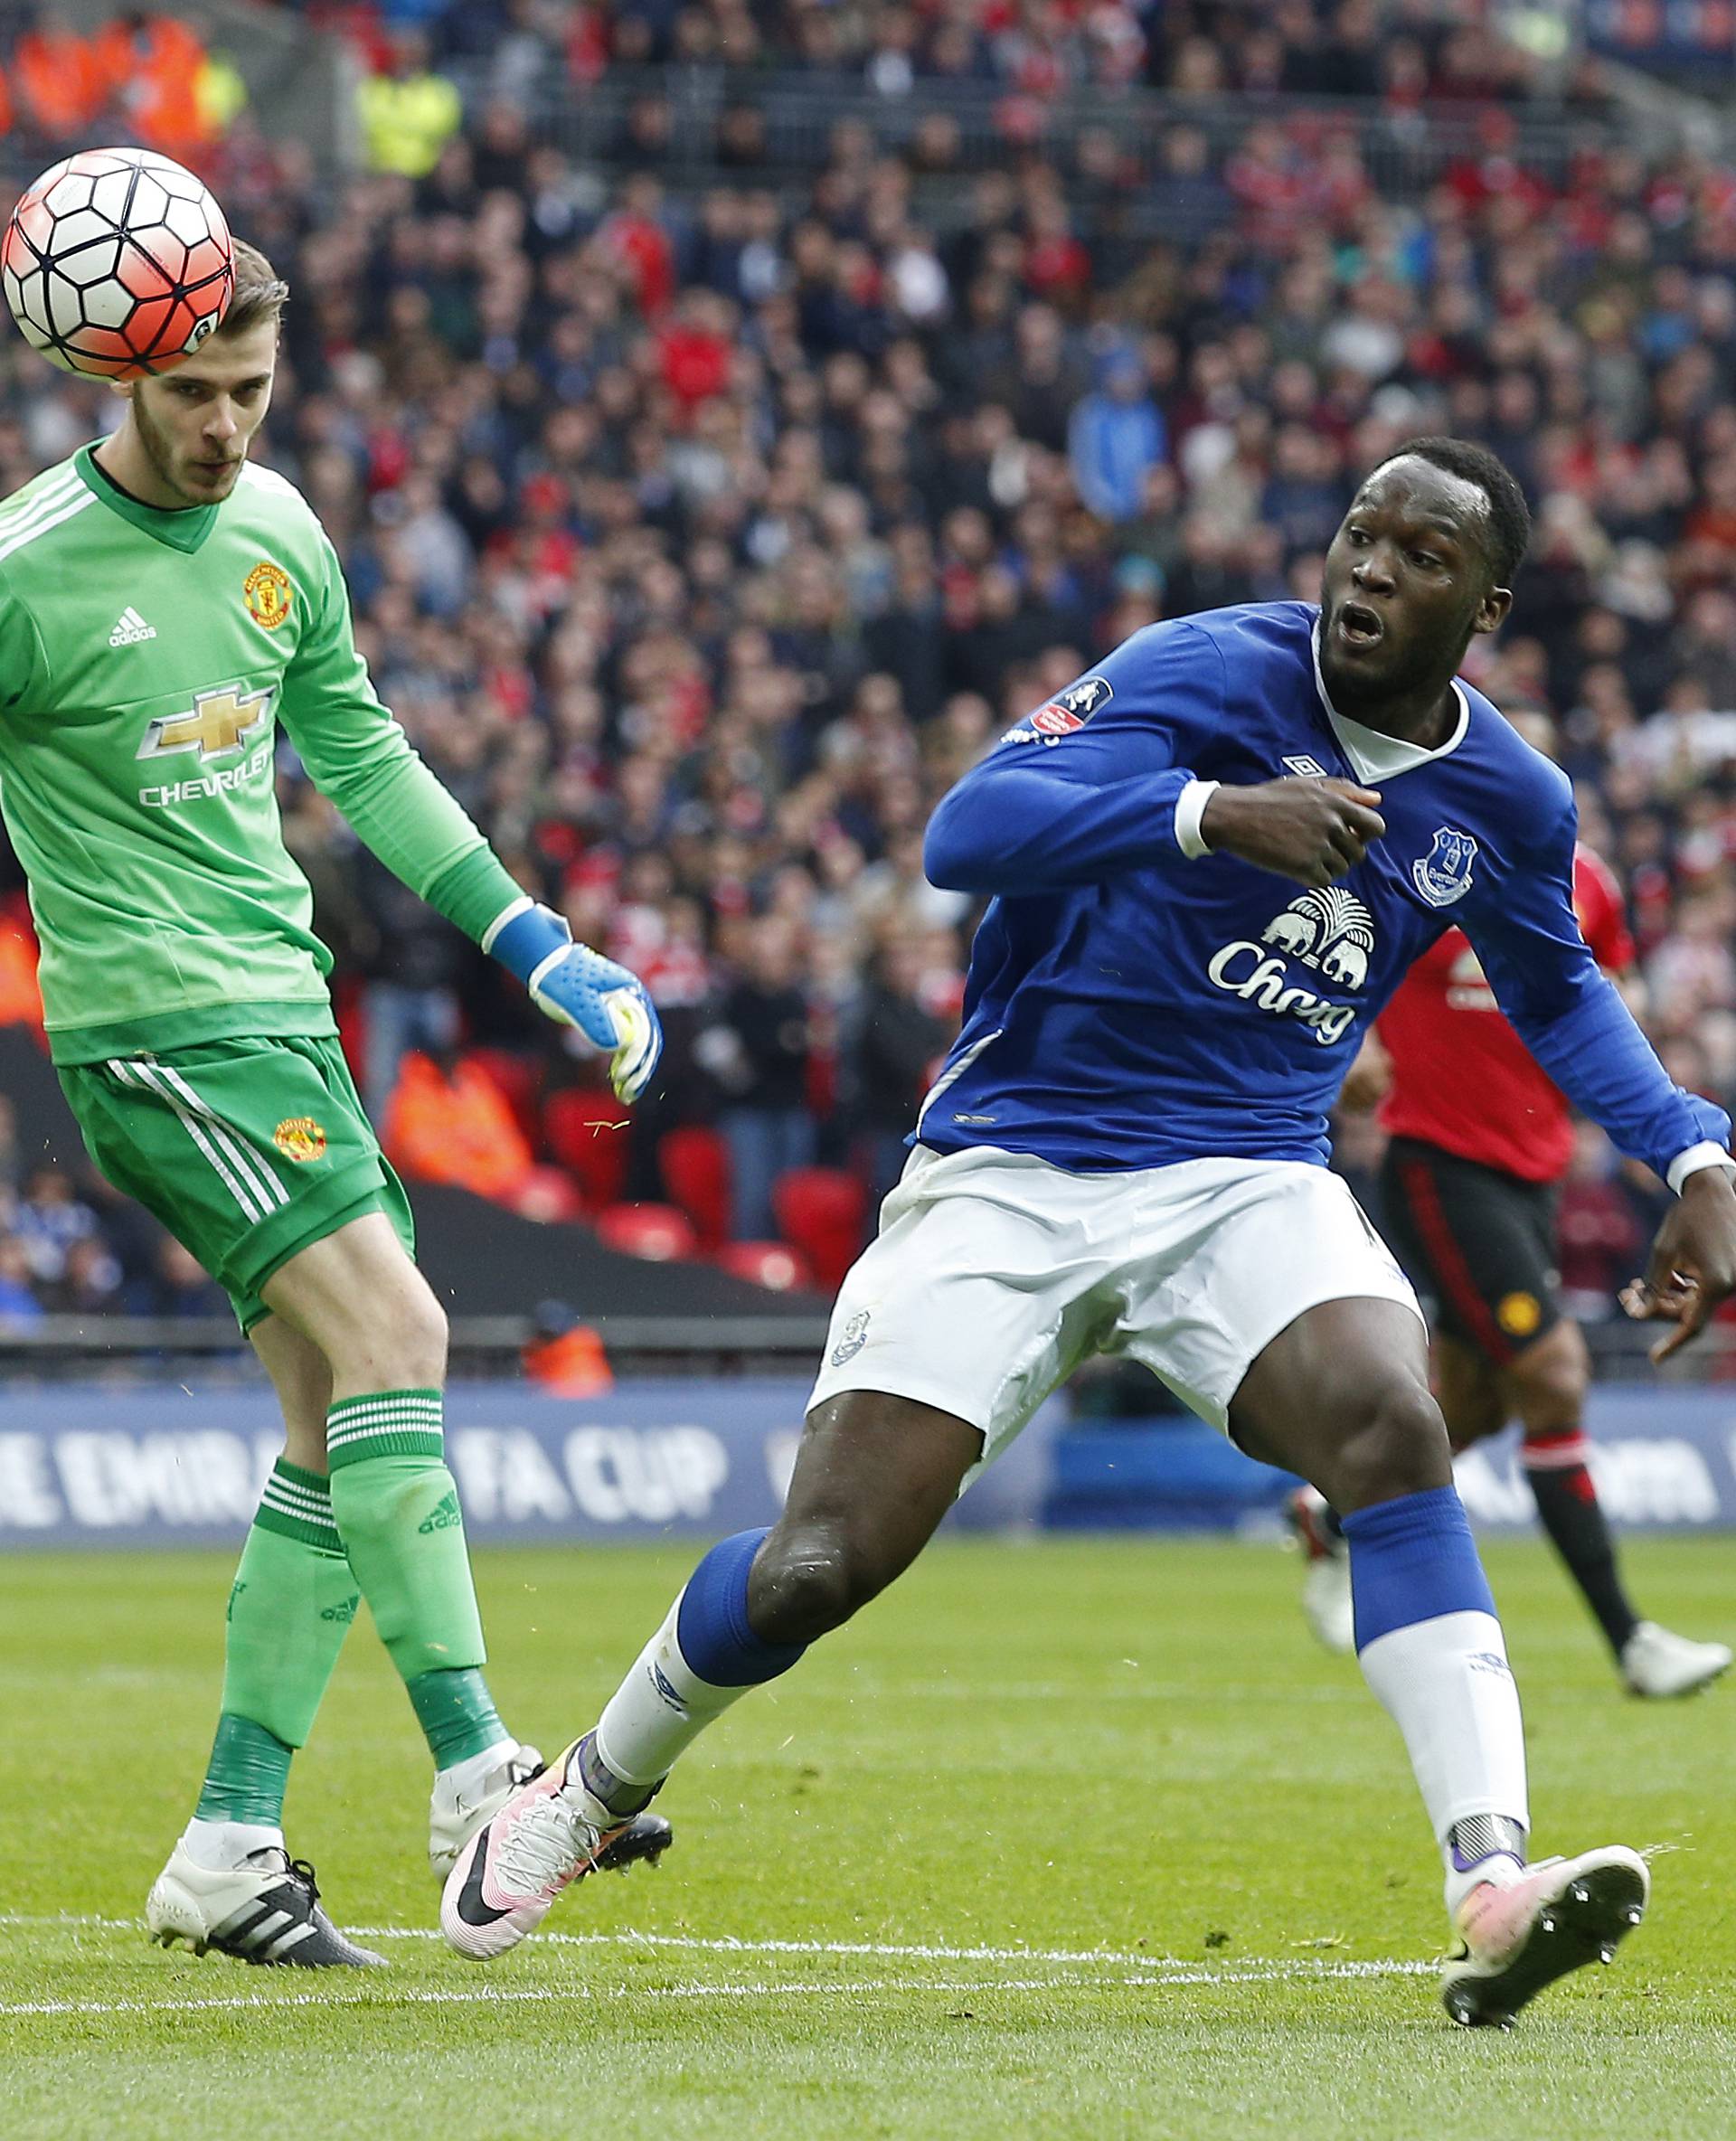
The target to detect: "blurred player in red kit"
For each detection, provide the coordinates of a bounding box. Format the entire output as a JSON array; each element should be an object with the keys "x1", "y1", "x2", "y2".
[{"x1": 1296, "y1": 714, "x2": 1731, "y2": 1697}]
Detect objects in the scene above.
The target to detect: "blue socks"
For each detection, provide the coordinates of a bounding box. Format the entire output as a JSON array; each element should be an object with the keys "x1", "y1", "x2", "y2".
[
  {"x1": 675, "y1": 1527, "x2": 808, "y2": 1684},
  {"x1": 593, "y1": 1528, "x2": 807, "y2": 1792},
  {"x1": 1341, "y1": 1484, "x2": 1495, "y2": 1651}
]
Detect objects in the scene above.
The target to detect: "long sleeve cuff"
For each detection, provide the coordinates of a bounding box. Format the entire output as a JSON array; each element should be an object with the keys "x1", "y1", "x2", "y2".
[
  {"x1": 1174, "y1": 779, "x2": 1220, "y2": 859},
  {"x1": 1666, "y1": 1139, "x2": 1736, "y2": 1194}
]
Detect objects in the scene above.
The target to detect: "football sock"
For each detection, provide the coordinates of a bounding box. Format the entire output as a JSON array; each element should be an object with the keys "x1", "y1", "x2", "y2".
[
  {"x1": 324, "y1": 1389, "x2": 505, "y2": 1768},
  {"x1": 593, "y1": 1528, "x2": 807, "y2": 1799},
  {"x1": 1343, "y1": 1485, "x2": 1529, "y2": 1916},
  {"x1": 192, "y1": 1460, "x2": 358, "y2": 1830},
  {"x1": 182, "y1": 1814, "x2": 285, "y2": 1871},
  {"x1": 1522, "y1": 1429, "x2": 1640, "y2": 1656},
  {"x1": 408, "y1": 1668, "x2": 508, "y2": 1771}
]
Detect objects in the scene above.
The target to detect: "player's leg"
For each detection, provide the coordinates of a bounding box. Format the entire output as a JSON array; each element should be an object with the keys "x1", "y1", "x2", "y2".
[
  {"x1": 587, "y1": 1388, "x2": 982, "y2": 1786},
  {"x1": 258, "y1": 1210, "x2": 542, "y2": 1863},
  {"x1": 147, "y1": 1312, "x2": 384, "y2": 1966},
  {"x1": 1498, "y1": 1320, "x2": 1731, "y2": 1696},
  {"x1": 441, "y1": 1390, "x2": 984, "y2": 1959},
  {"x1": 55, "y1": 1053, "x2": 389, "y2": 1963},
  {"x1": 1409, "y1": 1139, "x2": 1728, "y2": 1695},
  {"x1": 1433, "y1": 1330, "x2": 1508, "y2": 1452},
  {"x1": 440, "y1": 1144, "x2": 1104, "y2": 1957},
  {"x1": 1129, "y1": 1159, "x2": 1645, "y2": 2025},
  {"x1": 1232, "y1": 1296, "x2": 1646, "y2": 2026},
  {"x1": 1283, "y1": 1140, "x2": 1513, "y2": 1658},
  {"x1": 70, "y1": 1036, "x2": 551, "y2": 1879},
  {"x1": 1289, "y1": 1329, "x2": 1505, "y2": 1655}
]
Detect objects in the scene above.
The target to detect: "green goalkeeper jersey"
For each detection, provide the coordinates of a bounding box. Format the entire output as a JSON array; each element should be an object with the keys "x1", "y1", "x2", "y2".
[{"x1": 0, "y1": 445, "x2": 521, "y2": 1064}]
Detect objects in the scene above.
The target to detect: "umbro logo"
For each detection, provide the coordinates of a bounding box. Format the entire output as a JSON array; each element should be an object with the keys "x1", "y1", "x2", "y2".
[
  {"x1": 108, "y1": 606, "x2": 156, "y2": 646},
  {"x1": 1281, "y1": 754, "x2": 1329, "y2": 779}
]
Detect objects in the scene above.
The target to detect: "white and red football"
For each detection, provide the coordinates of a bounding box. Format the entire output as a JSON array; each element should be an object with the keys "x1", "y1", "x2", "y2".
[{"x1": 2, "y1": 146, "x2": 233, "y2": 381}]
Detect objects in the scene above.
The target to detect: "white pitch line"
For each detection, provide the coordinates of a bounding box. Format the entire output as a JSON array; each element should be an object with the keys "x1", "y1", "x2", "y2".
[
  {"x1": 0, "y1": 1910, "x2": 1432, "y2": 1979},
  {"x1": 0, "y1": 1979, "x2": 1080, "y2": 2019},
  {"x1": 0, "y1": 1965, "x2": 1437, "y2": 2022},
  {"x1": 0, "y1": 1910, "x2": 1429, "y2": 1986}
]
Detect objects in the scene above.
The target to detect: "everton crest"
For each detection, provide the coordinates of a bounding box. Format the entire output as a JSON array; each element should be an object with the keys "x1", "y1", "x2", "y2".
[{"x1": 1412, "y1": 826, "x2": 1478, "y2": 908}]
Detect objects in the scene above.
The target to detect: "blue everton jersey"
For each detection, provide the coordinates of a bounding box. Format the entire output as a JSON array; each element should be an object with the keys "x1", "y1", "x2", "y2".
[{"x1": 921, "y1": 602, "x2": 1728, "y2": 1182}]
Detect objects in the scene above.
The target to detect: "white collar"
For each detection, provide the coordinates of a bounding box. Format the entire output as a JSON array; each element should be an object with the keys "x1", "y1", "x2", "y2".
[{"x1": 1310, "y1": 619, "x2": 1469, "y2": 784}]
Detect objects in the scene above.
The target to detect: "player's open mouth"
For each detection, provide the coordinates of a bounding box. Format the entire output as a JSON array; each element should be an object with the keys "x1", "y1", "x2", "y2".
[{"x1": 1336, "y1": 602, "x2": 1383, "y2": 646}]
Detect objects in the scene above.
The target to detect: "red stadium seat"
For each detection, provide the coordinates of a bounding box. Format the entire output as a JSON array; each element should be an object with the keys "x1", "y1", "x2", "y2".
[
  {"x1": 659, "y1": 1125, "x2": 731, "y2": 1248},
  {"x1": 596, "y1": 1202, "x2": 698, "y2": 1262},
  {"x1": 714, "y1": 1240, "x2": 814, "y2": 1293},
  {"x1": 542, "y1": 1088, "x2": 631, "y2": 1211},
  {"x1": 772, "y1": 1166, "x2": 866, "y2": 1294},
  {"x1": 467, "y1": 1047, "x2": 542, "y2": 1146}
]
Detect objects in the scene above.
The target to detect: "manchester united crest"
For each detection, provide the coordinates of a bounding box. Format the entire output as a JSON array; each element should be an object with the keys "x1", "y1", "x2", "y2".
[
  {"x1": 273, "y1": 1116, "x2": 326, "y2": 1162},
  {"x1": 243, "y1": 560, "x2": 293, "y2": 630}
]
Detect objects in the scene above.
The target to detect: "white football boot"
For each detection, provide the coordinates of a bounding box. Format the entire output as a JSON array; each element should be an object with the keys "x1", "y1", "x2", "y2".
[
  {"x1": 1620, "y1": 1621, "x2": 1732, "y2": 1699},
  {"x1": 441, "y1": 1732, "x2": 673, "y2": 1959},
  {"x1": 429, "y1": 1740, "x2": 545, "y2": 1882},
  {"x1": 1440, "y1": 1846, "x2": 1649, "y2": 2028},
  {"x1": 1288, "y1": 1485, "x2": 1355, "y2": 1655},
  {"x1": 146, "y1": 1841, "x2": 386, "y2": 1967}
]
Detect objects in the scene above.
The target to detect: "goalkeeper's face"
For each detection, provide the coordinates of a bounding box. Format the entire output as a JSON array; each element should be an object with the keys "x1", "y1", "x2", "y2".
[{"x1": 120, "y1": 319, "x2": 278, "y2": 508}]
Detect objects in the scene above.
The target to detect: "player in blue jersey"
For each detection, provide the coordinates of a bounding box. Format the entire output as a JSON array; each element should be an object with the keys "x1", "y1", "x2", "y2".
[{"x1": 442, "y1": 440, "x2": 1736, "y2": 2027}]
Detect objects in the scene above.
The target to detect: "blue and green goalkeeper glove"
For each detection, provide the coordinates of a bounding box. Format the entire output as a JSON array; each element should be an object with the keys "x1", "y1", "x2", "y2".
[{"x1": 483, "y1": 898, "x2": 663, "y2": 1105}]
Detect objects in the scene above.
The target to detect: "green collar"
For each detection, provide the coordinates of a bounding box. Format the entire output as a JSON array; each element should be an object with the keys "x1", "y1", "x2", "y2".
[{"x1": 75, "y1": 442, "x2": 220, "y2": 553}]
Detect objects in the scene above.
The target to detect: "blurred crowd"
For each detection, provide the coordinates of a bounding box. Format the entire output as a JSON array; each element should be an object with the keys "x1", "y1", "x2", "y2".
[
  {"x1": 0, "y1": 11, "x2": 237, "y2": 159},
  {"x1": 0, "y1": 6, "x2": 1731, "y2": 1310},
  {"x1": 325, "y1": 0, "x2": 1595, "y2": 115}
]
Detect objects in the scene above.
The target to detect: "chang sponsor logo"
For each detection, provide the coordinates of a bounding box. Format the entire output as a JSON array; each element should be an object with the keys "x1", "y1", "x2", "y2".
[{"x1": 1203, "y1": 885, "x2": 1373, "y2": 1045}]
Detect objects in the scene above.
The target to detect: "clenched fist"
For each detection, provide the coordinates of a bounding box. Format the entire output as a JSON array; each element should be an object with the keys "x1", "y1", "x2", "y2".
[{"x1": 1201, "y1": 777, "x2": 1386, "y2": 887}]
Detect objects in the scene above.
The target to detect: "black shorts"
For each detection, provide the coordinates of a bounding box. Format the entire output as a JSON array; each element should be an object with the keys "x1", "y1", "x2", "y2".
[{"x1": 1378, "y1": 1137, "x2": 1561, "y2": 1363}]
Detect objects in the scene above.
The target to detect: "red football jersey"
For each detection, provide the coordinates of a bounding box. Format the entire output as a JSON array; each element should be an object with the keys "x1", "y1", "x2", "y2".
[{"x1": 1377, "y1": 847, "x2": 1636, "y2": 1184}]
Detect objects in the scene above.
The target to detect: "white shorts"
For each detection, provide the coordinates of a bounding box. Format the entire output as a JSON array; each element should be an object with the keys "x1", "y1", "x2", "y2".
[{"x1": 807, "y1": 1143, "x2": 1421, "y2": 1483}]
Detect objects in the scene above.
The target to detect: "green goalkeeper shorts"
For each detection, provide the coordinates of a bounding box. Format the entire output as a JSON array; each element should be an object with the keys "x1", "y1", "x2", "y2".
[{"x1": 59, "y1": 1033, "x2": 416, "y2": 1331}]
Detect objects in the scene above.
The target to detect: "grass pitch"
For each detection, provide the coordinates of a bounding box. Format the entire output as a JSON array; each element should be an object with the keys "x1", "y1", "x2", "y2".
[{"x1": 3, "y1": 1533, "x2": 1733, "y2": 2140}]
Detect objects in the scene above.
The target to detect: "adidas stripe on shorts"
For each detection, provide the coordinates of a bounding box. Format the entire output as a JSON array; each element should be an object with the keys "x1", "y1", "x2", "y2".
[{"x1": 58, "y1": 1032, "x2": 414, "y2": 1329}]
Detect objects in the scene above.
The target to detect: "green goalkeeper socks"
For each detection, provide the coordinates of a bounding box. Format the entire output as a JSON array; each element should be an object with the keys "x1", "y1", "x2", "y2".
[
  {"x1": 194, "y1": 1460, "x2": 359, "y2": 1826},
  {"x1": 325, "y1": 1389, "x2": 505, "y2": 1768}
]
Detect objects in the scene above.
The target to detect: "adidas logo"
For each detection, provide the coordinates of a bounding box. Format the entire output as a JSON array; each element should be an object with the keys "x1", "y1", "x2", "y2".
[
  {"x1": 418, "y1": 1489, "x2": 463, "y2": 1534},
  {"x1": 108, "y1": 606, "x2": 156, "y2": 646},
  {"x1": 320, "y1": 1595, "x2": 359, "y2": 1624}
]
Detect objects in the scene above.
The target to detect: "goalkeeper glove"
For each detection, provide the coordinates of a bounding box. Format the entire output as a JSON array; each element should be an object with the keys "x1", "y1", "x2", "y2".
[{"x1": 483, "y1": 898, "x2": 664, "y2": 1105}]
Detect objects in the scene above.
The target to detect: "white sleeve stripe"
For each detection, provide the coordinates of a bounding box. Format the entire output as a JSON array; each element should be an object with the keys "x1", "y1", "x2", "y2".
[
  {"x1": 479, "y1": 894, "x2": 533, "y2": 955},
  {"x1": 1666, "y1": 1140, "x2": 1736, "y2": 1195},
  {"x1": 1174, "y1": 779, "x2": 1220, "y2": 860}
]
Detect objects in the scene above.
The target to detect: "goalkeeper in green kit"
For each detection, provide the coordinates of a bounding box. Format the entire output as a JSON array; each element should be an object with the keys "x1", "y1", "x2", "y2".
[{"x1": 0, "y1": 239, "x2": 671, "y2": 1966}]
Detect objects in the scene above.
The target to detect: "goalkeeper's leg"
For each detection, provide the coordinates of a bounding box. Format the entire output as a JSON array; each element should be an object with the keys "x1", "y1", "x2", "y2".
[
  {"x1": 259, "y1": 1212, "x2": 535, "y2": 1870},
  {"x1": 147, "y1": 1316, "x2": 383, "y2": 1966}
]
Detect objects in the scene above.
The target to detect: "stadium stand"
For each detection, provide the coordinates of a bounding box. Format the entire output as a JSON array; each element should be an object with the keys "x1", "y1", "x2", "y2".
[{"x1": 0, "y1": 2, "x2": 1731, "y2": 1337}]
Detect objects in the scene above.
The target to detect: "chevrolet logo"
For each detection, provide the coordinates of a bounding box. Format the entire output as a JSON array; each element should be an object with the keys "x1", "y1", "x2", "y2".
[{"x1": 137, "y1": 684, "x2": 275, "y2": 762}]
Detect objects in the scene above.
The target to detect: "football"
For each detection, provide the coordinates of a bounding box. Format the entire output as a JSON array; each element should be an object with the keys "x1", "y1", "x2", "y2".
[{"x1": 1, "y1": 146, "x2": 233, "y2": 381}]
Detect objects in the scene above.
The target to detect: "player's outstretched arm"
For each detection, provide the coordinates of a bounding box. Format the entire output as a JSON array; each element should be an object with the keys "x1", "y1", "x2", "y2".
[
  {"x1": 276, "y1": 533, "x2": 660, "y2": 1103},
  {"x1": 1464, "y1": 799, "x2": 1736, "y2": 1354},
  {"x1": 483, "y1": 899, "x2": 663, "y2": 1106}
]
